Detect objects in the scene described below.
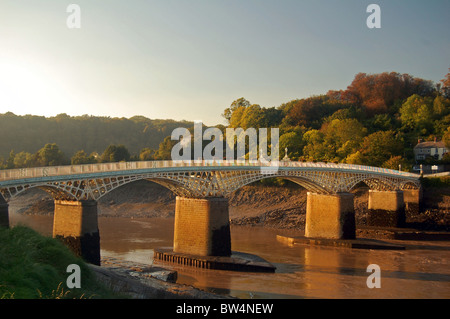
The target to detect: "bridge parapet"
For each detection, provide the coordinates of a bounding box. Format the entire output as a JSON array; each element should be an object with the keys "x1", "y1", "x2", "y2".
[
  {"x1": 0, "y1": 160, "x2": 421, "y2": 202},
  {"x1": 0, "y1": 160, "x2": 419, "y2": 182}
]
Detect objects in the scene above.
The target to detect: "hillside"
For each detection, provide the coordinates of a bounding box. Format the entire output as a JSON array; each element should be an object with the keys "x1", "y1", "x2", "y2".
[{"x1": 0, "y1": 113, "x2": 193, "y2": 159}]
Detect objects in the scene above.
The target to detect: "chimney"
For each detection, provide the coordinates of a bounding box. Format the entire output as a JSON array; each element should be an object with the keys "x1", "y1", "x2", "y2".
[{"x1": 418, "y1": 139, "x2": 423, "y2": 144}]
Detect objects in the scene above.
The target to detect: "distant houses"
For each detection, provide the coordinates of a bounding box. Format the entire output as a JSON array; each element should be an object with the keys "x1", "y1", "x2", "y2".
[{"x1": 414, "y1": 139, "x2": 449, "y2": 162}]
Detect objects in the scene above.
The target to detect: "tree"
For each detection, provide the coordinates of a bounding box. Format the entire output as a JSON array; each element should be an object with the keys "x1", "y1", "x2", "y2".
[
  {"x1": 345, "y1": 151, "x2": 364, "y2": 165},
  {"x1": 100, "y1": 145, "x2": 130, "y2": 163},
  {"x1": 71, "y1": 150, "x2": 97, "y2": 165},
  {"x1": 399, "y1": 94, "x2": 435, "y2": 138},
  {"x1": 153, "y1": 136, "x2": 177, "y2": 160},
  {"x1": 6, "y1": 150, "x2": 15, "y2": 169},
  {"x1": 222, "y1": 98, "x2": 251, "y2": 124},
  {"x1": 302, "y1": 130, "x2": 327, "y2": 161},
  {"x1": 344, "y1": 72, "x2": 435, "y2": 115},
  {"x1": 259, "y1": 107, "x2": 284, "y2": 128},
  {"x1": 358, "y1": 131, "x2": 404, "y2": 167},
  {"x1": 322, "y1": 119, "x2": 367, "y2": 161},
  {"x1": 441, "y1": 68, "x2": 450, "y2": 98},
  {"x1": 139, "y1": 148, "x2": 155, "y2": 161},
  {"x1": 283, "y1": 95, "x2": 345, "y2": 129},
  {"x1": 382, "y1": 155, "x2": 411, "y2": 171},
  {"x1": 279, "y1": 130, "x2": 304, "y2": 160},
  {"x1": 35, "y1": 143, "x2": 66, "y2": 166},
  {"x1": 365, "y1": 113, "x2": 398, "y2": 133},
  {"x1": 433, "y1": 95, "x2": 450, "y2": 116},
  {"x1": 239, "y1": 104, "x2": 264, "y2": 129},
  {"x1": 443, "y1": 127, "x2": 450, "y2": 149},
  {"x1": 13, "y1": 151, "x2": 33, "y2": 168}
]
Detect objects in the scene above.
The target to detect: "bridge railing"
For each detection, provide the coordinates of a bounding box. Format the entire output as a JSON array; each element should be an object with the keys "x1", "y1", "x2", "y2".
[{"x1": 0, "y1": 160, "x2": 418, "y2": 182}]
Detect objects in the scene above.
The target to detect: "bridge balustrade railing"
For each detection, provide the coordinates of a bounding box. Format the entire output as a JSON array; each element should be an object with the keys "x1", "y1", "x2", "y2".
[{"x1": 0, "y1": 159, "x2": 418, "y2": 182}]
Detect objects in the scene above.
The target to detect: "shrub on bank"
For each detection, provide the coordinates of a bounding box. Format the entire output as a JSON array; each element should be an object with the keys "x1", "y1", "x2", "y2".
[
  {"x1": 0, "y1": 225, "x2": 120, "y2": 299},
  {"x1": 421, "y1": 176, "x2": 450, "y2": 188}
]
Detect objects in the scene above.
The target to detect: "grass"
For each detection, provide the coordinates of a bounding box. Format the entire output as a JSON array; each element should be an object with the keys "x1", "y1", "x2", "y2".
[{"x1": 0, "y1": 225, "x2": 122, "y2": 299}]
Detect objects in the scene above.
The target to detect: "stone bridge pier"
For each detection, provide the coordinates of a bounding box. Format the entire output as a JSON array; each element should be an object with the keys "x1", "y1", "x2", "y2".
[
  {"x1": 305, "y1": 187, "x2": 423, "y2": 239},
  {"x1": 367, "y1": 188, "x2": 423, "y2": 227},
  {"x1": 368, "y1": 190, "x2": 405, "y2": 227},
  {"x1": 53, "y1": 200, "x2": 101, "y2": 265},
  {"x1": 173, "y1": 196, "x2": 231, "y2": 256},
  {"x1": 305, "y1": 192, "x2": 356, "y2": 240}
]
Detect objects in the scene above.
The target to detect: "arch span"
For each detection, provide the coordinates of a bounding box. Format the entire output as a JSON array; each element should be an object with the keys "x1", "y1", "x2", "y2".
[
  {"x1": 223, "y1": 174, "x2": 330, "y2": 195},
  {"x1": 0, "y1": 183, "x2": 79, "y2": 202}
]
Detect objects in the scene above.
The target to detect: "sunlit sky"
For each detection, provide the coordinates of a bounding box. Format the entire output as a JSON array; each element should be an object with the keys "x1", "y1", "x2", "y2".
[{"x1": 0, "y1": 0, "x2": 449, "y2": 126}]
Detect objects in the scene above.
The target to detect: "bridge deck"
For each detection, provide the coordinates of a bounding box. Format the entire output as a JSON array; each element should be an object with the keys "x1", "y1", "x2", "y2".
[{"x1": 0, "y1": 160, "x2": 419, "y2": 184}]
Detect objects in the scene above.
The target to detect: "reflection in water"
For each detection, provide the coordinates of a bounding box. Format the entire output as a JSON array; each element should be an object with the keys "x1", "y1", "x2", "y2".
[{"x1": 8, "y1": 211, "x2": 450, "y2": 299}]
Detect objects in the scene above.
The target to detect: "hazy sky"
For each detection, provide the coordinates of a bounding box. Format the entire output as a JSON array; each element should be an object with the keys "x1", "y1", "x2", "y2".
[{"x1": 0, "y1": 0, "x2": 449, "y2": 125}]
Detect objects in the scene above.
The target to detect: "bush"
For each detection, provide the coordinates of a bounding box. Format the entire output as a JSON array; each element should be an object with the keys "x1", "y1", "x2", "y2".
[{"x1": 421, "y1": 176, "x2": 450, "y2": 188}]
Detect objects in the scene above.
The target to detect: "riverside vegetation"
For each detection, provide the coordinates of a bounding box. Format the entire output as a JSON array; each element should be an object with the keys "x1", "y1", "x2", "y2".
[{"x1": 0, "y1": 225, "x2": 123, "y2": 299}]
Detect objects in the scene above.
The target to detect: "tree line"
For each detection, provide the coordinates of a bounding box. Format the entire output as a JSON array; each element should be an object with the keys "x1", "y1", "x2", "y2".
[
  {"x1": 222, "y1": 70, "x2": 450, "y2": 170},
  {"x1": 1, "y1": 70, "x2": 449, "y2": 171}
]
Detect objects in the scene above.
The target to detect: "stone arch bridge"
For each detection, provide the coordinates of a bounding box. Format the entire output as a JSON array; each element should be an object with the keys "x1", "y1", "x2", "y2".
[{"x1": 0, "y1": 160, "x2": 421, "y2": 265}]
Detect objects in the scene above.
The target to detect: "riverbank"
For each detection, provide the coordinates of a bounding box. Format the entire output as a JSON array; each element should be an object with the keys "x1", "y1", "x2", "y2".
[
  {"x1": 90, "y1": 256, "x2": 233, "y2": 299},
  {"x1": 0, "y1": 225, "x2": 121, "y2": 299},
  {"x1": 8, "y1": 180, "x2": 450, "y2": 231}
]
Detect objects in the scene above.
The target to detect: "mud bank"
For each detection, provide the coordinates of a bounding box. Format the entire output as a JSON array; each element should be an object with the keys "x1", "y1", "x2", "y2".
[{"x1": 90, "y1": 256, "x2": 233, "y2": 299}]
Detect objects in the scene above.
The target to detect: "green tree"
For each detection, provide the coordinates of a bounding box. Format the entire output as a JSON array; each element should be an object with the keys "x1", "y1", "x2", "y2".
[
  {"x1": 443, "y1": 127, "x2": 450, "y2": 149},
  {"x1": 382, "y1": 155, "x2": 412, "y2": 171},
  {"x1": 222, "y1": 98, "x2": 251, "y2": 124},
  {"x1": 322, "y1": 119, "x2": 367, "y2": 161},
  {"x1": 279, "y1": 130, "x2": 304, "y2": 160},
  {"x1": 154, "y1": 136, "x2": 177, "y2": 160},
  {"x1": 302, "y1": 130, "x2": 328, "y2": 161},
  {"x1": 345, "y1": 150, "x2": 364, "y2": 165},
  {"x1": 239, "y1": 104, "x2": 264, "y2": 129},
  {"x1": 100, "y1": 145, "x2": 130, "y2": 163},
  {"x1": 400, "y1": 94, "x2": 434, "y2": 135},
  {"x1": 139, "y1": 148, "x2": 155, "y2": 161},
  {"x1": 35, "y1": 144, "x2": 66, "y2": 167},
  {"x1": 13, "y1": 151, "x2": 34, "y2": 168},
  {"x1": 366, "y1": 113, "x2": 397, "y2": 133},
  {"x1": 359, "y1": 131, "x2": 404, "y2": 167},
  {"x1": 71, "y1": 150, "x2": 97, "y2": 165},
  {"x1": 6, "y1": 150, "x2": 15, "y2": 169}
]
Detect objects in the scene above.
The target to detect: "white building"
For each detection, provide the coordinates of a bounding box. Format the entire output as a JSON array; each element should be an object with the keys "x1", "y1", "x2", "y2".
[{"x1": 414, "y1": 139, "x2": 449, "y2": 161}]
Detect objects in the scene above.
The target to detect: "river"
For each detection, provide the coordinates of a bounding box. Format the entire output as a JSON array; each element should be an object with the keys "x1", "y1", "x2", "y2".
[{"x1": 9, "y1": 212, "x2": 450, "y2": 299}]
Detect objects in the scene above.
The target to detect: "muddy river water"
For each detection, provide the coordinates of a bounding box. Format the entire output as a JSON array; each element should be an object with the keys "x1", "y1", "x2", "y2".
[{"x1": 9, "y1": 212, "x2": 450, "y2": 299}]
